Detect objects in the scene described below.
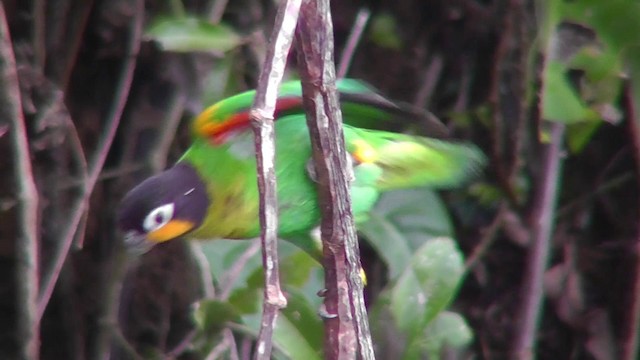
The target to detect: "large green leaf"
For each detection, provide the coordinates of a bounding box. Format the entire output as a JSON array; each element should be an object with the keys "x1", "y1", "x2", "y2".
[
  {"x1": 542, "y1": 61, "x2": 599, "y2": 123},
  {"x1": 360, "y1": 188, "x2": 453, "y2": 279},
  {"x1": 145, "y1": 16, "x2": 242, "y2": 53},
  {"x1": 389, "y1": 237, "x2": 464, "y2": 334}
]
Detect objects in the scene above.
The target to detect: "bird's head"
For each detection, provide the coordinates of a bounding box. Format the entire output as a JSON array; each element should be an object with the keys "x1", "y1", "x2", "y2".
[{"x1": 117, "y1": 163, "x2": 209, "y2": 254}]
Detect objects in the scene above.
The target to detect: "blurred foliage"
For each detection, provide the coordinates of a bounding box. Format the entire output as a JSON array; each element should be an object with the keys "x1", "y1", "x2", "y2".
[{"x1": 145, "y1": 16, "x2": 243, "y2": 53}]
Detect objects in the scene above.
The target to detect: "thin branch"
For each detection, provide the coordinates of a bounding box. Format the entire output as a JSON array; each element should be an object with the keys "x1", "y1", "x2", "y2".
[
  {"x1": 32, "y1": 0, "x2": 46, "y2": 69},
  {"x1": 149, "y1": 91, "x2": 187, "y2": 172},
  {"x1": 413, "y1": 53, "x2": 443, "y2": 109},
  {"x1": 621, "y1": 80, "x2": 640, "y2": 360},
  {"x1": 207, "y1": 0, "x2": 230, "y2": 24},
  {"x1": 512, "y1": 123, "x2": 565, "y2": 359},
  {"x1": 463, "y1": 203, "x2": 507, "y2": 274},
  {"x1": 189, "y1": 242, "x2": 216, "y2": 298},
  {"x1": 296, "y1": 0, "x2": 374, "y2": 358},
  {"x1": 249, "y1": 0, "x2": 302, "y2": 358},
  {"x1": 336, "y1": 8, "x2": 370, "y2": 79},
  {"x1": 0, "y1": 4, "x2": 40, "y2": 359},
  {"x1": 205, "y1": 329, "x2": 239, "y2": 360},
  {"x1": 37, "y1": 0, "x2": 144, "y2": 320},
  {"x1": 220, "y1": 240, "x2": 261, "y2": 299}
]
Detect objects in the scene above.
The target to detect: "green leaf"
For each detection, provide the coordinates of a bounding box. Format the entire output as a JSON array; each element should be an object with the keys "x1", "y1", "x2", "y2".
[
  {"x1": 542, "y1": 61, "x2": 599, "y2": 123},
  {"x1": 360, "y1": 188, "x2": 453, "y2": 279},
  {"x1": 239, "y1": 290, "x2": 323, "y2": 360},
  {"x1": 194, "y1": 299, "x2": 242, "y2": 334},
  {"x1": 279, "y1": 249, "x2": 318, "y2": 287},
  {"x1": 228, "y1": 286, "x2": 262, "y2": 314},
  {"x1": 276, "y1": 290, "x2": 323, "y2": 359},
  {"x1": 566, "y1": 121, "x2": 602, "y2": 153},
  {"x1": 199, "y1": 240, "x2": 262, "y2": 287},
  {"x1": 421, "y1": 311, "x2": 473, "y2": 357},
  {"x1": 389, "y1": 237, "x2": 464, "y2": 333},
  {"x1": 369, "y1": 13, "x2": 403, "y2": 50},
  {"x1": 145, "y1": 16, "x2": 242, "y2": 53}
]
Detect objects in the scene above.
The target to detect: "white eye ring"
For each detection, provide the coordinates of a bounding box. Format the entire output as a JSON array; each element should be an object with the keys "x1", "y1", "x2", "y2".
[{"x1": 143, "y1": 203, "x2": 175, "y2": 232}]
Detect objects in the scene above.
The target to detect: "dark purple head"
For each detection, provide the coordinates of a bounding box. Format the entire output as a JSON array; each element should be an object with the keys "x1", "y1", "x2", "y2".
[{"x1": 117, "y1": 163, "x2": 209, "y2": 253}]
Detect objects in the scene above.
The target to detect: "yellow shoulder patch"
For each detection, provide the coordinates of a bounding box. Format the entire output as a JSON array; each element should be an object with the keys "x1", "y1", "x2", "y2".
[{"x1": 352, "y1": 139, "x2": 377, "y2": 164}]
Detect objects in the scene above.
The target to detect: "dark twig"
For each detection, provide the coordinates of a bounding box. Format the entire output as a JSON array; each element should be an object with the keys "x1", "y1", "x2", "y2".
[
  {"x1": 249, "y1": 0, "x2": 301, "y2": 358},
  {"x1": 463, "y1": 203, "x2": 507, "y2": 274},
  {"x1": 336, "y1": 8, "x2": 371, "y2": 79},
  {"x1": 621, "y1": 81, "x2": 640, "y2": 360},
  {"x1": 296, "y1": 0, "x2": 374, "y2": 358},
  {"x1": 32, "y1": 0, "x2": 46, "y2": 69},
  {"x1": 413, "y1": 54, "x2": 443, "y2": 109},
  {"x1": 512, "y1": 123, "x2": 565, "y2": 359},
  {"x1": 0, "y1": 4, "x2": 40, "y2": 358},
  {"x1": 37, "y1": 0, "x2": 143, "y2": 320}
]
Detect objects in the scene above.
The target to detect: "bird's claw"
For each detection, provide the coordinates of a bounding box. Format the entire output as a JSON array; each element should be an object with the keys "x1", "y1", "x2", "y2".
[{"x1": 318, "y1": 303, "x2": 338, "y2": 319}]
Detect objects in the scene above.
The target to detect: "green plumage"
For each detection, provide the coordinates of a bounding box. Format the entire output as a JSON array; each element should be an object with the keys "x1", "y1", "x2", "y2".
[
  {"x1": 184, "y1": 80, "x2": 485, "y2": 241},
  {"x1": 117, "y1": 79, "x2": 486, "y2": 257}
]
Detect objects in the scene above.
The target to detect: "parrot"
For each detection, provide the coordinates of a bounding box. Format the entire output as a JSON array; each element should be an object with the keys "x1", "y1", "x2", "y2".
[{"x1": 117, "y1": 79, "x2": 486, "y2": 258}]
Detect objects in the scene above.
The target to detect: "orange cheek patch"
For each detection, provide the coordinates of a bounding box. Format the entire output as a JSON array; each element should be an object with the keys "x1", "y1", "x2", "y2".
[{"x1": 147, "y1": 220, "x2": 195, "y2": 243}]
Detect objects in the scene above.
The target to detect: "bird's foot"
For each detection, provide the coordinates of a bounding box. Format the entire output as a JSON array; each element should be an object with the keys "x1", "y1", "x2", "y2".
[{"x1": 317, "y1": 303, "x2": 338, "y2": 319}]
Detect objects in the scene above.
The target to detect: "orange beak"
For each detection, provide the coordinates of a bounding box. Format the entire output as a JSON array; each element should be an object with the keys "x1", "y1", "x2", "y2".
[{"x1": 147, "y1": 220, "x2": 195, "y2": 243}]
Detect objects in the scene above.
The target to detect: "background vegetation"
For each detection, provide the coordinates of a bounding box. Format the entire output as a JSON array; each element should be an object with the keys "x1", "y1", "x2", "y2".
[{"x1": 2, "y1": 0, "x2": 640, "y2": 359}]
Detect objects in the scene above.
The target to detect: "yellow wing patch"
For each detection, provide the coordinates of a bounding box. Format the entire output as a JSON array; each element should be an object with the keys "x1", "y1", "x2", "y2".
[{"x1": 352, "y1": 139, "x2": 377, "y2": 163}]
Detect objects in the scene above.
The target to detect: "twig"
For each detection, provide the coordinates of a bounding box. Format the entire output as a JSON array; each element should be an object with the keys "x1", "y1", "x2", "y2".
[
  {"x1": 220, "y1": 240, "x2": 261, "y2": 299},
  {"x1": 36, "y1": 0, "x2": 143, "y2": 321},
  {"x1": 336, "y1": 8, "x2": 371, "y2": 79},
  {"x1": 189, "y1": 242, "x2": 216, "y2": 298},
  {"x1": 463, "y1": 203, "x2": 507, "y2": 274},
  {"x1": 413, "y1": 53, "x2": 443, "y2": 109},
  {"x1": 149, "y1": 91, "x2": 187, "y2": 172},
  {"x1": 621, "y1": 80, "x2": 640, "y2": 360},
  {"x1": 205, "y1": 328, "x2": 239, "y2": 360},
  {"x1": 249, "y1": 0, "x2": 301, "y2": 358},
  {"x1": 32, "y1": 0, "x2": 46, "y2": 69},
  {"x1": 511, "y1": 123, "x2": 565, "y2": 359},
  {"x1": 0, "y1": 4, "x2": 40, "y2": 358},
  {"x1": 296, "y1": 0, "x2": 374, "y2": 358},
  {"x1": 207, "y1": 0, "x2": 230, "y2": 24}
]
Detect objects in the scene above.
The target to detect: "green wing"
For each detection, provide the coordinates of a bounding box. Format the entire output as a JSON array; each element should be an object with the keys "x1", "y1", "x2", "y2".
[{"x1": 191, "y1": 79, "x2": 448, "y2": 143}]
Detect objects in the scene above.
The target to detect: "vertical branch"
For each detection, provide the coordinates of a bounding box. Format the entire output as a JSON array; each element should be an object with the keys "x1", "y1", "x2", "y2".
[
  {"x1": 249, "y1": 0, "x2": 301, "y2": 358},
  {"x1": 622, "y1": 77, "x2": 640, "y2": 360},
  {"x1": 512, "y1": 123, "x2": 565, "y2": 359},
  {"x1": 0, "y1": 3, "x2": 40, "y2": 359},
  {"x1": 296, "y1": 0, "x2": 374, "y2": 359},
  {"x1": 37, "y1": 0, "x2": 144, "y2": 320}
]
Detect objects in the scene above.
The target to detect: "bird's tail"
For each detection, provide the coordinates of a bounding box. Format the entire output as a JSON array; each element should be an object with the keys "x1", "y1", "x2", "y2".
[{"x1": 350, "y1": 129, "x2": 487, "y2": 191}]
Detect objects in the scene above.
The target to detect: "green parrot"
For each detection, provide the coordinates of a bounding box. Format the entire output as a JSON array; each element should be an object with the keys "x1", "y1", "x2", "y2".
[{"x1": 117, "y1": 79, "x2": 485, "y2": 257}]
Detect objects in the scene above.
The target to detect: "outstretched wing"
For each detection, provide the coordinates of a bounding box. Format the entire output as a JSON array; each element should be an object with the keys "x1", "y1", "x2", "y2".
[
  {"x1": 344, "y1": 127, "x2": 486, "y2": 190},
  {"x1": 191, "y1": 79, "x2": 448, "y2": 144}
]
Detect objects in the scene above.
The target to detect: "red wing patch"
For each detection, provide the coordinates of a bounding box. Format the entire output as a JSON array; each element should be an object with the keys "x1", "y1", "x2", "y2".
[{"x1": 196, "y1": 96, "x2": 304, "y2": 145}]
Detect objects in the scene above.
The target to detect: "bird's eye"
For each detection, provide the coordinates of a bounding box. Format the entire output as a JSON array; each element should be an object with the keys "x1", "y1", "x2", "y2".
[{"x1": 143, "y1": 203, "x2": 175, "y2": 232}]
